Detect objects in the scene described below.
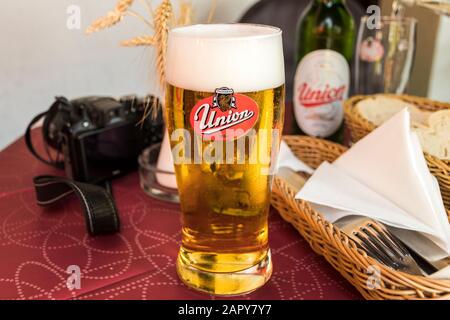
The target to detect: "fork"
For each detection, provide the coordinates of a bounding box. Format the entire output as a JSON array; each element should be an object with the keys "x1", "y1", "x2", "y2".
[{"x1": 335, "y1": 216, "x2": 424, "y2": 276}]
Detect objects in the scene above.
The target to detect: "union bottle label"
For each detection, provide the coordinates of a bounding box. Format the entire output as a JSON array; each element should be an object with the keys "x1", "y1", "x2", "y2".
[{"x1": 293, "y1": 49, "x2": 350, "y2": 138}]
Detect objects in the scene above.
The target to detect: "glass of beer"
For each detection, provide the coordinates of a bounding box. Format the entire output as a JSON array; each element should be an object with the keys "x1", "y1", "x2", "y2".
[{"x1": 165, "y1": 24, "x2": 285, "y2": 295}]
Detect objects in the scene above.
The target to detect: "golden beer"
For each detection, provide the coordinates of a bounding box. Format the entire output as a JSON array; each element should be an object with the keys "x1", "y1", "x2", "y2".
[{"x1": 165, "y1": 24, "x2": 285, "y2": 295}]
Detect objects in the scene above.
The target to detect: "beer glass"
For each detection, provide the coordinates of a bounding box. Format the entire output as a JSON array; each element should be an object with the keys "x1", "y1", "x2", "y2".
[
  {"x1": 354, "y1": 16, "x2": 416, "y2": 94},
  {"x1": 165, "y1": 24, "x2": 285, "y2": 295}
]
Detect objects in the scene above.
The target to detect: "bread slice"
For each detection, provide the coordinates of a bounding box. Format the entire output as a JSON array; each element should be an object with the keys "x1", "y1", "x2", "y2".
[
  {"x1": 414, "y1": 110, "x2": 450, "y2": 160},
  {"x1": 356, "y1": 96, "x2": 431, "y2": 127},
  {"x1": 356, "y1": 96, "x2": 448, "y2": 160}
]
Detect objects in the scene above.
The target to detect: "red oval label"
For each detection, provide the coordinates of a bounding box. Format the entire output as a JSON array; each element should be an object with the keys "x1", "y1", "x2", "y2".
[{"x1": 189, "y1": 88, "x2": 259, "y2": 141}]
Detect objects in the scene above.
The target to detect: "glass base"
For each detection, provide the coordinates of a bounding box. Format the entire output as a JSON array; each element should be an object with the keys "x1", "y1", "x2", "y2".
[{"x1": 176, "y1": 249, "x2": 272, "y2": 296}]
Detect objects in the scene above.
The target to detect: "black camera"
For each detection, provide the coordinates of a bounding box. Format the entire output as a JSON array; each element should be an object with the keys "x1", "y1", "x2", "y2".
[{"x1": 26, "y1": 95, "x2": 164, "y2": 183}]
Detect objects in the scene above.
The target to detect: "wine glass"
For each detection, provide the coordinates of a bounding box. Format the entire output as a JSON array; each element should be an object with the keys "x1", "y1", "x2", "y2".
[{"x1": 354, "y1": 16, "x2": 417, "y2": 94}]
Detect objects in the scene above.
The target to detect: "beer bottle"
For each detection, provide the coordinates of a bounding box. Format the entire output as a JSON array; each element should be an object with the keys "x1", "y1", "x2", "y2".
[{"x1": 293, "y1": 0, "x2": 355, "y2": 143}]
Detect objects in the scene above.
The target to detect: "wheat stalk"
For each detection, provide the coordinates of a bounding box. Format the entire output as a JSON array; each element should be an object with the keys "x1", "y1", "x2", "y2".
[
  {"x1": 137, "y1": 96, "x2": 161, "y2": 127},
  {"x1": 121, "y1": 35, "x2": 156, "y2": 46},
  {"x1": 207, "y1": 0, "x2": 217, "y2": 23},
  {"x1": 86, "y1": 0, "x2": 216, "y2": 118},
  {"x1": 86, "y1": 0, "x2": 217, "y2": 120},
  {"x1": 85, "y1": 0, "x2": 134, "y2": 34},
  {"x1": 154, "y1": 0, "x2": 173, "y2": 87},
  {"x1": 178, "y1": 0, "x2": 193, "y2": 26}
]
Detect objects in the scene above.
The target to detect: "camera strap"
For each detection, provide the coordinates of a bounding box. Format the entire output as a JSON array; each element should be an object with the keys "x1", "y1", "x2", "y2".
[
  {"x1": 33, "y1": 175, "x2": 120, "y2": 235},
  {"x1": 25, "y1": 97, "x2": 67, "y2": 169}
]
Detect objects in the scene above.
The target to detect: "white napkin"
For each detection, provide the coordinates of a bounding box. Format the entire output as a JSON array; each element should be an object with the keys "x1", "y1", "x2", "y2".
[
  {"x1": 430, "y1": 265, "x2": 450, "y2": 280},
  {"x1": 156, "y1": 130, "x2": 178, "y2": 189},
  {"x1": 295, "y1": 109, "x2": 450, "y2": 261},
  {"x1": 277, "y1": 140, "x2": 314, "y2": 174}
]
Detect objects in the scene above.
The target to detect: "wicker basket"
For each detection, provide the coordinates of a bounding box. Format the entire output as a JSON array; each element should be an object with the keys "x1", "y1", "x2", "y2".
[
  {"x1": 344, "y1": 94, "x2": 450, "y2": 210},
  {"x1": 271, "y1": 135, "x2": 450, "y2": 300}
]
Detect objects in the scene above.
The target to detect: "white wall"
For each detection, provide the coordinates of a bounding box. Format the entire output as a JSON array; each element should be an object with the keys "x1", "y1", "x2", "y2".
[{"x1": 0, "y1": 0, "x2": 258, "y2": 149}]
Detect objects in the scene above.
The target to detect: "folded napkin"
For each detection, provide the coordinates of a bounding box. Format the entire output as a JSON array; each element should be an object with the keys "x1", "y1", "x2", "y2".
[
  {"x1": 430, "y1": 265, "x2": 450, "y2": 280},
  {"x1": 156, "y1": 131, "x2": 178, "y2": 189},
  {"x1": 294, "y1": 109, "x2": 450, "y2": 261},
  {"x1": 277, "y1": 140, "x2": 314, "y2": 174}
]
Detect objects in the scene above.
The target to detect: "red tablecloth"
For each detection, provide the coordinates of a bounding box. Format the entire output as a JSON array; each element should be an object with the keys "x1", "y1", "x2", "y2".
[{"x1": 0, "y1": 131, "x2": 360, "y2": 300}]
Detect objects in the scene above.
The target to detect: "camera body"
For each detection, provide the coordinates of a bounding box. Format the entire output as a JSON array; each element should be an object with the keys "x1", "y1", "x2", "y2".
[{"x1": 52, "y1": 95, "x2": 163, "y2": 183}]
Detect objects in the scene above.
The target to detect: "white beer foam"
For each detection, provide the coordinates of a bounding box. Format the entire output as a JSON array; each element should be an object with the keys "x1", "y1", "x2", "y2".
[{"x1": 166, "y1": 24, "x2": 285, "y2": 93}]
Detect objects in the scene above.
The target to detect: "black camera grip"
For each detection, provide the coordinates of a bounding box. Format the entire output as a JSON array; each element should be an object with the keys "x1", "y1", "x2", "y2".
[{"x1": 33, "y1": 175, "x2": 120, "y2": 235}]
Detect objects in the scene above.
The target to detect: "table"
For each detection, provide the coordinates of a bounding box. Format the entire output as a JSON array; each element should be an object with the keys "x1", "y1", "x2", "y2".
[{"x1": 0, "y1": 130, "x2": 360, "y2": 300}]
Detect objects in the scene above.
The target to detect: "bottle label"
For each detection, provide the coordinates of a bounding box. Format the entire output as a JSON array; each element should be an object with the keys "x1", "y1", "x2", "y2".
[{"x1": 293, "y1": 49, "x2": 350, "y2": 138}]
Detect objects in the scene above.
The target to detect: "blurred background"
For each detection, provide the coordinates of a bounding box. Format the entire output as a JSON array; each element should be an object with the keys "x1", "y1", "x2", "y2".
[{"x1": 1, "y1": 0, "x2": 449, "y2": 149}]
